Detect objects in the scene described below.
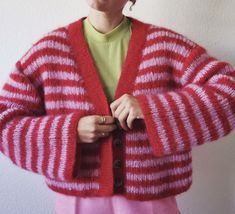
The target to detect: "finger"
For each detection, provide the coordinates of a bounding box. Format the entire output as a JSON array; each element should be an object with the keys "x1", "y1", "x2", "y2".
[
  {"x1": 113, "y1": 102, "x2": 126, "y2": 118},
  {"x1": 126, "y1": 110, "x2": 136, "y2": 129},
  {"x1": 94, "y1": 115, "x2": 116, "y2": 124},
  {"x1": 95, "y1": 124, "x2": 117, "y2": 132},
  {"x1": 118, "y1": 108, "x2": 129, "y2": 131},
  {"x1": 110, "y1": 96, "x2": 125, "y2": 116}
]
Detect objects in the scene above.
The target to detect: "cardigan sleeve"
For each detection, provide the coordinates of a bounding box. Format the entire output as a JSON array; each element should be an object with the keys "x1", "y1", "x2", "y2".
[
  {"x1": 0, "y1": 61, "x2": 83, "y2": 181},
  {"x1": 135, "y1": 44, "x2": 235, "y2": 157}
]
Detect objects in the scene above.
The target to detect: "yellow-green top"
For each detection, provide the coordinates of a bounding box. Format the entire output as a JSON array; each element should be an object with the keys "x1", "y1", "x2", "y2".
[{"x1": 83, "y1": 16, "x2": 132, "y2": 103}]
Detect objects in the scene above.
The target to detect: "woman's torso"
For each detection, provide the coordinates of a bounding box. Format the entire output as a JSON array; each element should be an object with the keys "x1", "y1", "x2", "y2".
[{"x1": 54, "y1": 15, "x2": 181, "y2": 214}]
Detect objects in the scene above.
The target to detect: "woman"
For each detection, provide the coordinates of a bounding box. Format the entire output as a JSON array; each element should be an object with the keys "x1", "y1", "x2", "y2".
[{"x1": 0, "y1": 0, "x2": 234, "y2": 214}]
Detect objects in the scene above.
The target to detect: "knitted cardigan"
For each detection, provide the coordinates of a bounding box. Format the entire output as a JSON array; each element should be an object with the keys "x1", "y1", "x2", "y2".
[{"x1": 0, "y1": 16, "x2": 235, "y2": 201}]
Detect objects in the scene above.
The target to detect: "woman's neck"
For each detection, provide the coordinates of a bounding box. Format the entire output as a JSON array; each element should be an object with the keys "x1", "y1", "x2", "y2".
[{"x1": 87, "y1": 8, "x2": 125, "y2": 34}]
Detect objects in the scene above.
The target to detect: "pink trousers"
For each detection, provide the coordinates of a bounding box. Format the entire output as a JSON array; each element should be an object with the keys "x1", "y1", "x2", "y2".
[{"x1": 54, "y1": 193, "x2": 181, "y2": 214}]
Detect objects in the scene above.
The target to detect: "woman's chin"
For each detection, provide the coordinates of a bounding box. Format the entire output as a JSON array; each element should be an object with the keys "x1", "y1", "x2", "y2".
[{"x1": 88, "y1": 1, "x2": 109, "y2": 12}]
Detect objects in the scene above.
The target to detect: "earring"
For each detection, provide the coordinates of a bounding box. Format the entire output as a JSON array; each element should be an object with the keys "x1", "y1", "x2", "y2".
[{"x1": 129, "y1": 3, "x2": 133, "y2": 11}]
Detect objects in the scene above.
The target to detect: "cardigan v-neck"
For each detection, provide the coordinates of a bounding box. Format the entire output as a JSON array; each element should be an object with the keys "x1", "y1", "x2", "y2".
[
  {"x1": 83, "y1": 15, "x2": 131, "y2": 43},
  {"x1": 82, "y1": 16, "x2": 132, "y2": 103},
  {"x1": 67, "y1": 16, "x2": 149, "y2": 116},
  {"x1": 56, "y1": 17, "x2": 181, "y2": 214},
  {"x1": 67, "y1": 16, "x2": 149, "y2": 193}
]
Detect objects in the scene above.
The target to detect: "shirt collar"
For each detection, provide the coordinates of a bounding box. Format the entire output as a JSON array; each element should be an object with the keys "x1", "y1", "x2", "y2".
[{"x1": 83, "y1": 15, "x2": 131, "y2": 43}]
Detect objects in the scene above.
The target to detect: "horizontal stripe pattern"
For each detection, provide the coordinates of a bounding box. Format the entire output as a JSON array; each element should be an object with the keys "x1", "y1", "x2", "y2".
[
  {"x1": 180, "y1": 52, "x2": 210, "y2": 85},
  {"x1": 132, "y1": 88, "x2": 168, "y2": 96},
  {"x1": 41, "y1": 71, "x2": 82, "y2": 82},
  {"x1": 23, "y1": 55, "x2": 76, "y2": 76},
  {"x1": 125, "y1": 131, "x2": 148, "y2": 141},
  {"x1": 0, "y1": 89, "x2": 40, "y2": 103},
  {"x1": 126, "y1": 177, "x2": 192, "y2": 195},
  {"x1": 139, "y1": 56, "x2": 183, "y2": 71},
  {"x1": 126, "y1": 152, "x2": 191, "y2": 168},
  {"x1": 21, "y1": 40, "x2": 71, "y2": 64},
  {"x1": 45, "y1": 100, "x2": 94, "y2": 110},
  {"x1": 44, "y1": 30, "x2": 67, "y2": 39},
  {"x1": 135, "y1": 71, "x2": 171, "y2": 84},
  {"x1": 126, "y1": 146, "x2": 153, "y2": 155},
  {"x1": 44, "y1": 86, "x2": 86, "y2": 96},
  {"x1": 147, "y1": 26, "x2": 196, "y2": 48},
  {"x1": 143, "y1": 42, "x2": 191, "y2": 57},
  {"x1": 135, "y1": 33, "x2": 235, "y2": 158},
  {"x1": 0, "y1": 19, "x2": 234, "y2": 200},
  {"x1": 46, "y1": 178, "x2": 100, "y2": 191},
  {"x1": 126, "y1": 163, "x2": 192, "y2": 181},
  {"x1": 0, "y1": 101, "x2": 81, "y2": 180}
]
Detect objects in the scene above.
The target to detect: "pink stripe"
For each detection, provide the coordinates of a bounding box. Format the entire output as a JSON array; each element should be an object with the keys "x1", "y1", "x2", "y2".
[
  {"x1": 47, "y1": 116, "x2": 61, "y2": 178},
  {"x1": 126, "y1": 152, "x2": 191, "y2": 168},
  {"x1": 181, "y1": 53, "x2": 209, "y2": 85},
  {"x1": 158, "y1": 94, "x2": 184, "y2": 151},
  {"x1": 181, "y1": 90, "x2": 210, "y2": 144},
  {"x1": 21, "y1": 41, "x2": 71, "y2": 64},
  {"x1": 46, "y1": 179, "x2": 100, "y2": 191},
  {"x1": 126, "y1": 146, "x2": 153, "y2": 155},
  {"x1": 139, "y1": 57, "x2": 183, "y2": 71},
  {"x1": 45, "y1": 101, "x2": 94, "y2": 110},
  {"x1": 147, "y1": 27, "x2": 196, "y2": 47},
  {"x1": 208, "y1": 74, "x2": 235, "y2": 84},
  {"x1": 1, "y1": 89, "x2": 40, "y2": 103},
  {"x1": 58, "y1": 114, "x2": 73, "y2": 180},
  {"x1": 213, "y1": 93, "x2": 235, "y2": 130},
  {"x1": 37, "y1": 117, "x2": 50, "y2": 174},
  {"x1": 147, "y1": 95, "x2": 171, "y2": 153},
  {"x1": 126, "y1": 164, "x2": 192, "y2": 181},
  {"x1": 1, "y1": 119, "x2": 15, "y2": 157},
  {"x1": 135, "y1": 71, "x2": 171, "y2": 84},
  {"x1": 0, "y1": 108, "x2": 19, "y2": 156},
  {"x1": 188, "y1": 84, "x2": 225, "y2": 138},
  {"x1": 7, "y1": 75, "x2": 30, "y2": 91},
  {"x1": 44, "y1": 86, "x2": 86, "y2": 96},
  {"x1": 0, "y1": 100, "x2": 42, "y2": 114},
  {"x1": 126, "y1": 177, "x2": 192, "y2": 195},
  {"x1": 169, "y1": 92, "x2": 198, "y2": 145},
  {"x1": 193, "y1": 60, "x2": 220, "y2": 83},
  {"x1": 25, "y1": 118, "x2": 37, "y2": 171},
  {"x1": 216, "y1": 64, "x2": 235, "y2": 75},
  {"x1": 143, "y1": 42, "x2": 190, "y2": 57},
  {"x1": 132, "y1": 88, "x2": 167, "y2": 96},
  {"x1": 209, "y1": 83, "x2": 235, "y2": 99},
  {"x1": 125, "y1": 131, "x2": 148, "y2": 141},
  {"x1": 13, "y1": 117, "x2": 29, "y2": 167},
  {"x1": 44, "y1": 31, "x2": 67, "y2": 39},
  {"x1": 24, "y1": 55, "x2": 76, "y2": 76},
  {"x1": 41, "y1": 71, "x2": 82, "y2": 81}
]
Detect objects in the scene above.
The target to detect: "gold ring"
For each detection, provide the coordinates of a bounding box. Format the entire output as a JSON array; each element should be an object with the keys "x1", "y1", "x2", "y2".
[{"x1": 100, "y1": 116, "x2": 106, "y2": 124}]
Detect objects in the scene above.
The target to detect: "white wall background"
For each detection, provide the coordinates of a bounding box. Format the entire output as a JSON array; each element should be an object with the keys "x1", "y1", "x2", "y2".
[{"x1": 0, "y1": 0, "x2": 235, "y2": 213}]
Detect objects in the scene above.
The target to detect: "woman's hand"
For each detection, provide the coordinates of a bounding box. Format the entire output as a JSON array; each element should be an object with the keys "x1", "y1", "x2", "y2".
[
  {"x1": 77, "y1": 115, "x2": 117, "y2": 143},
  {"x1": 110, "y1": 94, "x2": 144, "y2": 131}
]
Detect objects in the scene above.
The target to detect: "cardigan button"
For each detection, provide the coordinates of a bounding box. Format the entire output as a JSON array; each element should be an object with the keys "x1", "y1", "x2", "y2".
[
  {"x1": 113, "y1": 159, "x2": 122, "y2": 169},
  {"x1": 113, "y1": 138, "x2": 122, "y2": 148},
  {"x1": 114, "y1": 177, "x2": 123, "y2": 188}
]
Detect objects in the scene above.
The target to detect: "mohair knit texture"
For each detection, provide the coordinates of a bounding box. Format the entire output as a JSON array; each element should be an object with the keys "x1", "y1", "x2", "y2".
[{"x1": 0, "y1": 16, "x2": 235, "y2": 201}]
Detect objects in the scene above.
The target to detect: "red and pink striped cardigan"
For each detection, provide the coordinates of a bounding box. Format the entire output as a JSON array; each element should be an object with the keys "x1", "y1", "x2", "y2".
[{"x1": 0, "y1": 16, "x2": 235, "y2": 201}]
